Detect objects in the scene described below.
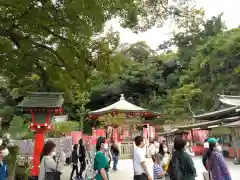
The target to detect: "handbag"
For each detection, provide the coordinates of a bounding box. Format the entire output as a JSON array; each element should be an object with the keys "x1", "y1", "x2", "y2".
[
  {"x1": 84, "y1": 152, "x2": 96, "y2": 180},
  {"x1": 203, "y1": 171, "x2": 213, "y2": 180},
  {"x1": 44, "y1": 156, "x2": 61, "y2": 180},
  {"x1": 142, "y1": 173, "x2": 150, "y2": 180},
  {"x1": 84, "y1": 163, "x2": 97, "y2": 180}
]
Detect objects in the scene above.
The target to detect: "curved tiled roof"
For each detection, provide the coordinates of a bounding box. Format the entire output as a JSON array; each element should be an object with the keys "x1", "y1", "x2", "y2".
[{"x1": 17, "y1": 92, "x2": 64, "y2": 108}]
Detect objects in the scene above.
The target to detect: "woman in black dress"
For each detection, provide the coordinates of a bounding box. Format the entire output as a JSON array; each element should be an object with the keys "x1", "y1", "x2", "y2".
[
  {"x1": 79, "y1": 139, "x2": 86, "y2": 179},
  {"x1": 70, "y1": 144, "x2": 80, "y2": 180}
]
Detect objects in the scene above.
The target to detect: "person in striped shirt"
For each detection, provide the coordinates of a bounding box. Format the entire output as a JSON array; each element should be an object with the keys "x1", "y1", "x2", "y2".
[{"x1": 153, "y1": 153, "x2": 166, "y2": 180}]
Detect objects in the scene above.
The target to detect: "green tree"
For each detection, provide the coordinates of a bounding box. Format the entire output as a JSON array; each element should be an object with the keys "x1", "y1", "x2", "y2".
[
  {"x1": 124, "y1": 41, "x2": 156, "y2": 62},
  {"x1": 8, "y1": 116, "x2": 30, "y2": 139},
  {"x1": 2, "y1": 1, "x2": 237, "y2": 130},
  {"x1": 158, "y1": 13, "x2": 228, "y2": 120},
  {"x1": 55, "y1": 121, "x2": 79, "y2": 133},
  {"x1": 75, "y1": 91, "x2": 90, "y2": 132},
  {"x1": 0, "y1": 0, "x2": 200, "y2": 96}
]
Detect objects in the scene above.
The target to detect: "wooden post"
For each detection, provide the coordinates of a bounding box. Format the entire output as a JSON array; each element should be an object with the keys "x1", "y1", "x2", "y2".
[
  {"x1": 191, "y1": 130, "x2": 195, "y2": 144},
  {"x1": 165, "y1": 135, "x2": 168, "y2": 146},
  {"x1": 232, "y1": 129, "x2": 239, "y2": 159},
  {"x1": 31, "y1": 130, "x2": 45, "y2": 176}
]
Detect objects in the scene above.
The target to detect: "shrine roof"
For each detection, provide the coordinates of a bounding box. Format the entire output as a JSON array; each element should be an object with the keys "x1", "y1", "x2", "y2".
[
  {"x1": 158, "y1": 129, "x2": 178, "y2": 136},
  {"x1": 158, "y1": 129, "x2": 188, "y2": 136},
  {"x1": 175, "y1": 116, "x2": 239, "y2": 130},
  {"x1": 224, "y1": 120, "x2": 240, "y2": 128},
  {"x1": 193, "y1": 94, "x2": 240, "y2": 121},
  {"x1": 219, "y1": 94, "x2": 240, "y2": 106},
  {"x1": 17, "y1": 92, "x2": 64, "y2": 108},
  {"x1": 193, "y1": 106, "x2": 240, "y2": 121},
  {"x1": 174, "y1": 120, "x2": 221, "y2": 130},
  {"x1": 89, "y1": 94, "x2": 160, "y2": 117}
]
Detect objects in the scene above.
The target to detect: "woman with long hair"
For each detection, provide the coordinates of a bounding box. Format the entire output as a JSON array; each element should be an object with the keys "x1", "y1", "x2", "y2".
[
  {"x1": 149, "y1": 141, "x2": 156, "y2": 162},
  {"x1": 94, "y1": 136, "x2": 109, "y2": 180},
  {"x1": 168, "y1": 137, "x2": 196, "y2": 180},
  {"x1": 158, "y1": 143, "x2": 170, "y2": 168},
  {"x1": 39, "y1": 140, "x2": 66, "y2": 180},
  {"x1": 206, "y1": 138, "x2": 232, "y2": 180}
]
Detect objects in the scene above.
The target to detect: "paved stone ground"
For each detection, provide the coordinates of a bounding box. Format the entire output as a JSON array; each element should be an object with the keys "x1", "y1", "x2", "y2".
[{"x1": 62, "y1": 157, "x2": 239, "y2": 180}]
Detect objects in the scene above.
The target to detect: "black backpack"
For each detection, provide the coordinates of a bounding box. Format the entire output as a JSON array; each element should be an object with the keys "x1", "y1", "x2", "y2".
[{"x1": 168, "y1": 152, "x2": 184, "y2": 180}]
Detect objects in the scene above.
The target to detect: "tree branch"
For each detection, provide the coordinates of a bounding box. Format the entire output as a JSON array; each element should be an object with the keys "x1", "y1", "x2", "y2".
[
  {"x1": 33, "y1": 42, "x2": 67, "y2": 66},
  {"x1": 41, "y1": 26, "x2": 95, "y2": 68},
  {"x1": 158, "y1": 0, "x2": 188, "y2": 18},
  {"x1": 0, "y1": 27, "x2": 78, "y2": 78},
  {"x1": 188, "y1": 102, "x2": 195, "y2": 116},
  {"x1": 38, "y1": 57, "x2": 64, "y2": 68}
]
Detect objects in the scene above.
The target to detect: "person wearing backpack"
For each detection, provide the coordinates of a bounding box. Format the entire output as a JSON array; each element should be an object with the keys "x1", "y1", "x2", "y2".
[
  {"x1": 205, "y1": 138, "x2": 232, "y2": 180},
  {"x1": 167, "y1": 137, "x2": 196, "y2": 180}
]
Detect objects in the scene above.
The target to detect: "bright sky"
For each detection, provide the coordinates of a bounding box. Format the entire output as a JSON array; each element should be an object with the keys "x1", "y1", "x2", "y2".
[{"x1": 106, "y1": 0, "x2": 240, "y2": 50}]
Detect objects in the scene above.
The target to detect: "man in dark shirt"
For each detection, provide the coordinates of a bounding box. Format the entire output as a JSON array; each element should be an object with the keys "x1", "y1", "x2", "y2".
[
  {"x1": 79, "y1": 139, "x2": 86, "y2": 179},
  {"x1": 70, "y1": 144, "x2": 80, "y2": 180}
]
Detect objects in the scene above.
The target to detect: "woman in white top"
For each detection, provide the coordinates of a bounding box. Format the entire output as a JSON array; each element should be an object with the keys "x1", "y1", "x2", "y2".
[
  {"x1": 149, "y1": 141, "x2": 156, "y2": 161},
  {"x1": 185, "y1": 141, "x2": 195, "y2": 157},
  {"x1": 39, "y1": 140, "x2": 66, "y2": 180},
  {"x1": 158, "y1": 143, "x2": 169, "y2": 168}
]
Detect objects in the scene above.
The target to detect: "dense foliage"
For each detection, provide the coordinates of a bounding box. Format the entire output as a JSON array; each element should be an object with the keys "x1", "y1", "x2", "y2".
[{"x1": 1, "y1": 0, "x2": 240, "y2": 134}]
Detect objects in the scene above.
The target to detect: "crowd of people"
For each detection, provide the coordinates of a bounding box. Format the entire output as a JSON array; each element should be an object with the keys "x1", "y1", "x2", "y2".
[
  {"x1": 0, "y1": 135, "x2": 233, "y2": 180},
  {"x1": 133, "y1": 136, "x2": 232, "y2": 180},
  {"x1": 38, "y1": 137, "x2": 120, "y2": 180},
  {"x1": 94, "y1": 137, "x2": 120, "y2": 180}
]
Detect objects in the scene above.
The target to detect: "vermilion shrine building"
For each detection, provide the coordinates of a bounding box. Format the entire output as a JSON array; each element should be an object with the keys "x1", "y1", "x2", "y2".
[{"x1": 88, "y1": 94, "x2": 160, "y2": 143}]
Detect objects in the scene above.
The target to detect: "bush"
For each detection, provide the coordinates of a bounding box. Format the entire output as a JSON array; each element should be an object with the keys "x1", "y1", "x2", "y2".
[
  {"x1": 15, "y1": 166, "x2": 30, "y2": 180},
  {"x1": 5, "y1": 145, "x2": 18, "y2": 180}
]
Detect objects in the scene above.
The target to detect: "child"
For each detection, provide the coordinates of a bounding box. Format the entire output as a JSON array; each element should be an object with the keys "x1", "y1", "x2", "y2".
[
  {"x1": 153, "y1": 153, "x2": 166, "y2": 180},
  {"x1": 70, "y1": 144, "x2": 80, "y2": 180}
]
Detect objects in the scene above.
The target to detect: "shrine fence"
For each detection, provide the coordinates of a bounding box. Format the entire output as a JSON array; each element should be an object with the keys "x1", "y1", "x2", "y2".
[
  {"x1": 15, "y1": 127, "x2": 154, "y2": 156},
  {"x1": 15, "y1": 137, "x2": 73, "y2": 155}
]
